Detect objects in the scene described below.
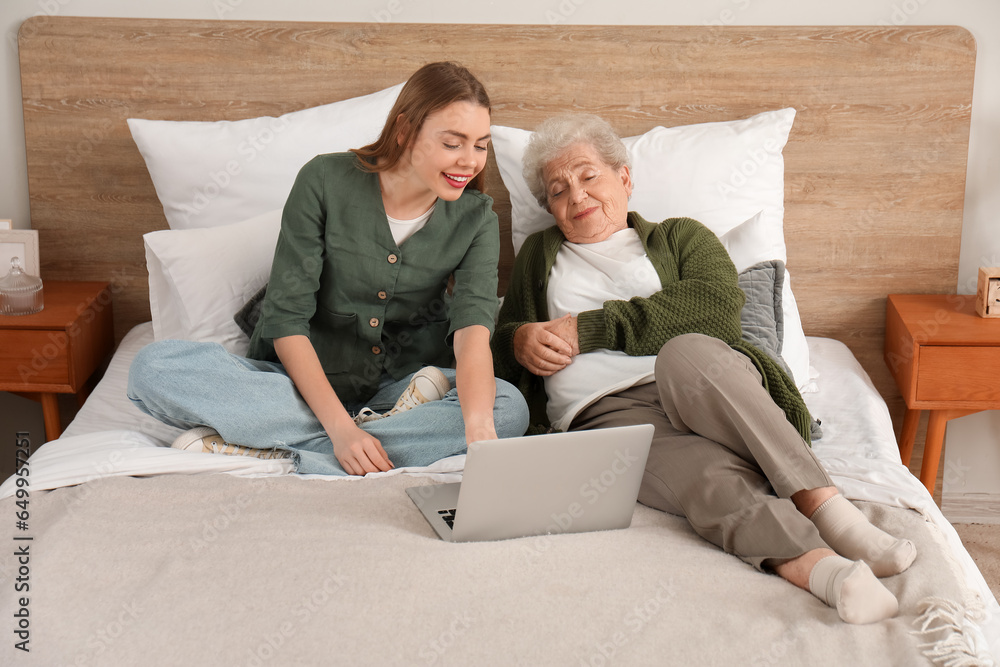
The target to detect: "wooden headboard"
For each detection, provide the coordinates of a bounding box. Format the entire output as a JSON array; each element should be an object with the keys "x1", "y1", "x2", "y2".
[{"x1": 17, "y1": 17, "x2": 975, "y2": 424}]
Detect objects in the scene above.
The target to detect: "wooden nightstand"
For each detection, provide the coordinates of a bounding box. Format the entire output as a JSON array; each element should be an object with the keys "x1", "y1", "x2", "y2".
[
  {"x1": 0, "y1": 281, "x2": 114, "y2": 441},
  {"x1": 884, "y1": 294, "x2": 1000, "y2": 495}
]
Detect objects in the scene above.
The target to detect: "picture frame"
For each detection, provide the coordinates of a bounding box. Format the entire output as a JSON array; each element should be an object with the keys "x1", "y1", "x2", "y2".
[
  {"x1": 976, "y1": 266, "x2": 1000, "y2": 318},
  {"x1": 0, "y1": 229, "x2": 41, "y2": 278},
  {"x1": 0, "y1": 219, "x2": 12, "y2": 230}
]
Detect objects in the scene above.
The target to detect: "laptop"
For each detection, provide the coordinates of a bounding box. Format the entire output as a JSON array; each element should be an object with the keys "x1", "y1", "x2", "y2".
[{"x1": 406, "y1": 423, "x2": 654, "y2": 542}]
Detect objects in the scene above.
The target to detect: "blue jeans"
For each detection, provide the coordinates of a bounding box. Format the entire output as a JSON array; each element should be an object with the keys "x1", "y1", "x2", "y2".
[{"x1": 126, "y1": 339, "x2": 529, "y2": 476}]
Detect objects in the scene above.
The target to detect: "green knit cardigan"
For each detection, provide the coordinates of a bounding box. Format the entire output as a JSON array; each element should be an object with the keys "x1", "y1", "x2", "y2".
[{"x1": 492, "y1": 213, "x2": 813, "y2": 442}]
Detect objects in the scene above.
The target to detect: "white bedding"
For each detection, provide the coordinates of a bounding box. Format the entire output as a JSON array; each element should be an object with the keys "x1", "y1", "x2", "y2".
[
  {"x1": 3, "y1": 323, "x2": 999, "y2": 659},
  {"x1": 0, "y1": 323, "x2": 975, "y2": 505}
]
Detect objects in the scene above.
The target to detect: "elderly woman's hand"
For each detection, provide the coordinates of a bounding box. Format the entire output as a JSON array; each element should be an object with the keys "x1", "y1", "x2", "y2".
[{"x1": 513, "y1": 314, "x2": 580, "y2": 376}]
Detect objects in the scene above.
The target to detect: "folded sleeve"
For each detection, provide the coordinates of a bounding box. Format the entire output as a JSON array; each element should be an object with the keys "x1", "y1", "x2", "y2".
[{"x1": 447, "y1": 199, "x2": 501, "y2": 339}]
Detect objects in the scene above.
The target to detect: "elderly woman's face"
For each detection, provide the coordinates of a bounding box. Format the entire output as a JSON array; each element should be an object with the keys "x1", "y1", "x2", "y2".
[{"x1": 543, "y1": 142, "x2": 633, "y2": 244}]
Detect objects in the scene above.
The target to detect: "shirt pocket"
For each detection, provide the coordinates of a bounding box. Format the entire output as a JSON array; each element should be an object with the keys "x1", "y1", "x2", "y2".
[
  {"x1": 311, "y1": 308, "x2": 357, "y2": 374},
  {"x1": 404, "y1": 315, "x2": 453, "y2": 368}
]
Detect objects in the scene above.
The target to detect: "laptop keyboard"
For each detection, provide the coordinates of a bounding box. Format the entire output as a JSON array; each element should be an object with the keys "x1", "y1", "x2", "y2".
[{"x1": 437, "y1": 508, "x2": 457, "y2": 529}]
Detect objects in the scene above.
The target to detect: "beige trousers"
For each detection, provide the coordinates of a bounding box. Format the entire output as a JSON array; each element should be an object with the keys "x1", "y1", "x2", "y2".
[{"x1": 569, "y1": 334, "x2": 833, "y2": 570}]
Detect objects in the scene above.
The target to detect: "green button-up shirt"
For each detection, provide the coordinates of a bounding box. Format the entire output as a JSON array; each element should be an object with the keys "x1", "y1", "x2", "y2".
[{"x1": 247, "y1": 153, "x2": 500, "y2": 402}]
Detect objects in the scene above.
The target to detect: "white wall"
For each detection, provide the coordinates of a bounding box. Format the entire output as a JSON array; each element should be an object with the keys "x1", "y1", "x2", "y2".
[{"x1": 2, "y1": 0, "x2": 998, "y2": 507}]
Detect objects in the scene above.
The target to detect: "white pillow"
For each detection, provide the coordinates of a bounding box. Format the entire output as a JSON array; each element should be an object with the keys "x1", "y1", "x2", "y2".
[
  {"x1": 143, "y1": 209, "x2": 282, "y2": 355},
  {"x1": 717, "y1": 211, "x2": 779, "y2": 273},
  {"x1": 129, "y1": 83, "x2": 404, "y2": 230},
  {"x1": 719, "y1": 212, "x2": 809, "y2": 387},
  {"x1": 491, "y1": 109, "x2": 811, "y2": 388}
]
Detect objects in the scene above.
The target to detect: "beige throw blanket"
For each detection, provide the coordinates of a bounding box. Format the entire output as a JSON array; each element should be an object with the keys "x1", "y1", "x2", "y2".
[{"x1": 2, "y1": 472, "x2": 992, "y2": 665}]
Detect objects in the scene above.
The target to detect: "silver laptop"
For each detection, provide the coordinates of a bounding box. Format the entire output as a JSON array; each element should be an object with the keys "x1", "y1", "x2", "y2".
[{"x1": 406, "y1": 423, "x2": 654, "y2": 542}]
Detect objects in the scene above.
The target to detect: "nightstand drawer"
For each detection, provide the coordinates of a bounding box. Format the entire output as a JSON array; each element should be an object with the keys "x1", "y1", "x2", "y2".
[
  {"x1": 917, "y1": 346, "x2": 1000, "y2": 402},
  {"x1": 0, "y1": 330, "x2": 70, "y2": 387}
]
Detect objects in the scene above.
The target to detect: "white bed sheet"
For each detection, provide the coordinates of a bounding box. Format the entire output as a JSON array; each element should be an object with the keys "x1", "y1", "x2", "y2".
[
  {"x1": 2, "y1": 323, "x2": 999, "y2": 655},
  {"x1": 0, "y1": 322, "x2": 958, "y2": 502}
]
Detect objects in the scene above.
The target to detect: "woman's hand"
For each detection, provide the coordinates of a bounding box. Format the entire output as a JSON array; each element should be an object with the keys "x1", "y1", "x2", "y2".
[
  {"x1": 328, "y1": 417, "x2": 394, "y2": 476},
  {"x1": 546, "y1": 313, "x2": 580, "y2": 356},
  {"x1": 513, "y1": 314, "x2": 579, "y2": 376},
  {"x1": 274, "y1": 334, "x2": 394, "y2": 475}
]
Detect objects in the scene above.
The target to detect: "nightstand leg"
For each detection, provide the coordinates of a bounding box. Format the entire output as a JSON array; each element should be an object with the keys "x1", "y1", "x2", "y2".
[
  {"x1": 919, "y1": 409, "x2": 980, "y2": 496},
  {"x1": 898, "y1": 409, "x2": 921, "y2": 466},
  {"x1": 920, "y1": 411, "x2": 947, "y2": 495},
  {"x1": 40, "y1": 393, "x2": 61, "y2": 442}
]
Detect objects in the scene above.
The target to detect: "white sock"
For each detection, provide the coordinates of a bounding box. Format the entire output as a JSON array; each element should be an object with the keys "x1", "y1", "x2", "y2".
[
  {"x1": 809, "y1": 494, "x2": 916, "y2": 577},
  {"x1": 808, "y1": 555, "x2": 899, "y2": 624}
]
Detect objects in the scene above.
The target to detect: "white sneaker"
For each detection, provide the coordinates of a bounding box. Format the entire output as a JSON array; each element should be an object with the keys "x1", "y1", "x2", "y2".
[
  {"x1": 170, "y1": 426, "x2": 291, "y2": 460},
  {"x1": 352, "y1": 407, "x2": 383, "y2": 426},
  {"x1": 383, "y1": 366, "x2": 451, "y2": 418},
  {"x1": 351, "y1": 367, "x2": 451, "y2": 425}
]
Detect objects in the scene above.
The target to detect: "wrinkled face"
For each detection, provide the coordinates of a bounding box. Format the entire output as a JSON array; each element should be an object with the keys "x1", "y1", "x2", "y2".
[
  {"x1": 543, "y1": 142, "x2": 633, "y2": 244},
  {"x1": 401, "y1": 100, "x2": 491, "y2": 201}
]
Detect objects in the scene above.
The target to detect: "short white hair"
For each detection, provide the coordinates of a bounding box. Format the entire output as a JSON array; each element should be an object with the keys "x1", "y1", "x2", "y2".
[{"x1": 521, "y1": 114, "x2": 630, "y2": 208}]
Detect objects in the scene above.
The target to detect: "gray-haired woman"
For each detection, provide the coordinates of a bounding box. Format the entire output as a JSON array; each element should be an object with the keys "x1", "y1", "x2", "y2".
[{"x1": 493, "y1": 113, "x2": 915, "y2": 624}]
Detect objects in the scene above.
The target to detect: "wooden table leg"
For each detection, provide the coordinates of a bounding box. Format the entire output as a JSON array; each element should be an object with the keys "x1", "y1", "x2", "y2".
[
  {"x1": 918, "y1": 409, "x2": 980, "y2": 496},
  {"x1": 920, "y1": 411, "x2": 947, "y2": 495},
  {"x1": 898, "y1": 408, "x2": 921, "y2": 466},
  {"x1": 40, "y1": 392, "x2": 61, "y2": 442}
]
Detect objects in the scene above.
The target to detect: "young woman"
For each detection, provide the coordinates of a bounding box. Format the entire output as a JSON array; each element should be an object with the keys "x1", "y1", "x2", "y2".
[{"x1": 128, "y1": 62, "x2": 529, "y2": 476}]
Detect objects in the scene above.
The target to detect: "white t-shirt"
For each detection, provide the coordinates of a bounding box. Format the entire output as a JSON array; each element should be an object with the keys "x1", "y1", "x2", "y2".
[
  {"x1": 386, "y1": 203, "x2": 435, "y2": 246},
  {"x1": 544, "y1": 228, "x2": 662, "y2": 430}
]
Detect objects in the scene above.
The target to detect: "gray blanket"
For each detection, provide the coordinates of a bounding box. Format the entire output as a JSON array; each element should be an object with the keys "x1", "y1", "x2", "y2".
[{"x1": 0, "y1": 473, "x2": 987, "y2": 666}]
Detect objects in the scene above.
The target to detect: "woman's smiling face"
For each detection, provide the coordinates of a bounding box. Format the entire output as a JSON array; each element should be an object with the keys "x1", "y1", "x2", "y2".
[
  {"x1": 402, "y1": 100, "x2": 491, "y2": 201},
  {"x1": 543, "y1": 141, "x2": 633, "y2": 244}
]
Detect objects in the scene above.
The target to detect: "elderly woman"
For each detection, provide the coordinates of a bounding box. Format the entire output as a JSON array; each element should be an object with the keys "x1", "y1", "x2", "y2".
[{"x1": 492, "y1": 114, "x2": 915, "y2": 624}]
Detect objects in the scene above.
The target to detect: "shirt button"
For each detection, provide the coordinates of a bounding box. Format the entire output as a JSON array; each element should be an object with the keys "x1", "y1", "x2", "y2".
[
  {"x1": 387, "y1": 254, "x2": 398, "y2": 264},
  {"x1": 377, "y1": 290, "x2": 387, "y2": 300},
  {"x1": 369, "y1": 317, "x2": 379, "y2": 328},
  {"x1": 372, "y1": 346, "x2": 381, "y2": 355}
]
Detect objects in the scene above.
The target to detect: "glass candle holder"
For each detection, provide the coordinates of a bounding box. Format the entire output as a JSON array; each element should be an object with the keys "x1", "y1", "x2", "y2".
[{"x1": 0, "y1": 256, "x2": 44, "y2": 316}]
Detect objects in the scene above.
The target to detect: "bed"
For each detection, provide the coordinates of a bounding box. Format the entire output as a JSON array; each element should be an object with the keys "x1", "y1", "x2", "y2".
[{"x1": 3, "y1": 17, "x2": 997, "y2": 665}]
